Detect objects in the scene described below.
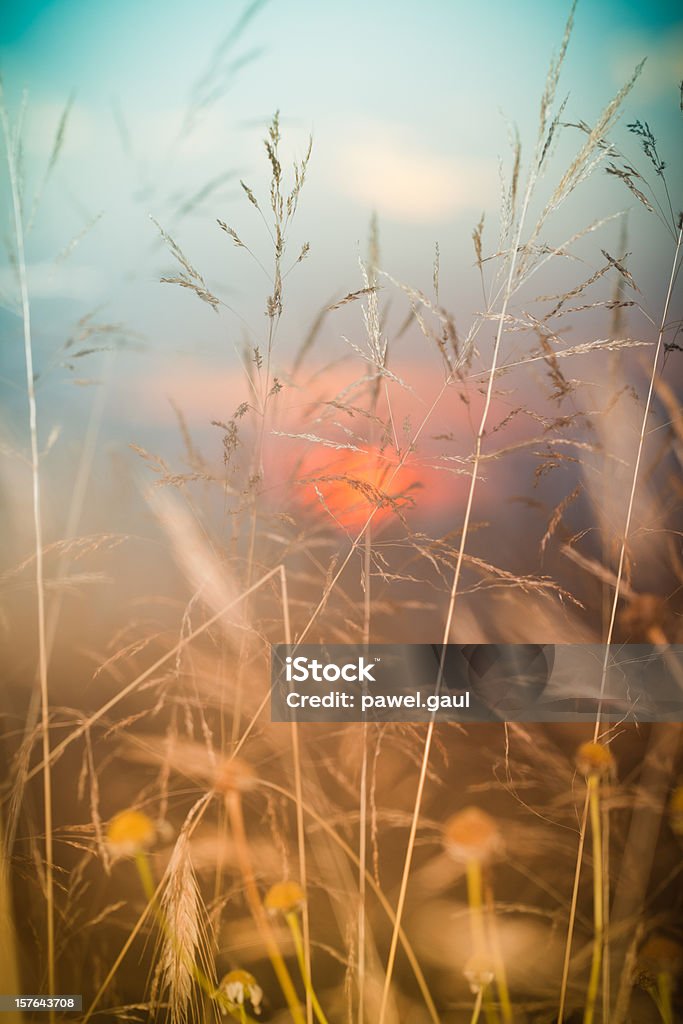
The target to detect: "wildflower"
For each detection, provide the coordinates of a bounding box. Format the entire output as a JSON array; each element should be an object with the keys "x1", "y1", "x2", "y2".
[
  {"x1": 463, "y1": 952, "x2": 495, "y2": 994},
  {"x1": 443, "y1": 807, "x2": 502, "y2": 864},
  {"x1": 106, "y1": 810, "x2": 156, "y2": 857},
  {"x1": 576, "y1": 741, "x2": 615, "y2": 778},
  {"x1": 264, "y1": 881, "x2": 305, "y2": 915},
  {"x1": 218, "y1": 969, "x2": 263, "y2": 1016}
]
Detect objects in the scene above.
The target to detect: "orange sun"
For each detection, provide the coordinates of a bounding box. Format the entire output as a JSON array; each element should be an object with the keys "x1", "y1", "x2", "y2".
[{"x1": 295, "y1": 446, "x2": 422, "y2": 531}]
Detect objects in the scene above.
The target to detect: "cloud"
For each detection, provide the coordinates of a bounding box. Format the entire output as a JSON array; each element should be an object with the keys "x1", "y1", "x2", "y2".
[{"x1": 329, "y1": 121, "x2": 497, "y2": 224}]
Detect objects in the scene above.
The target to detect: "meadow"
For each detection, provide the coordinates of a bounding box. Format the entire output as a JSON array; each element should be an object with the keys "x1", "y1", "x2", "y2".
[{"x1": 1, "y1": 3, "x2": 682, "y2": 1021}]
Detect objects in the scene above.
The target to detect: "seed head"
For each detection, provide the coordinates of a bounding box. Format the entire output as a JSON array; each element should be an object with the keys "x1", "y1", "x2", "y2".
[
  {"x1": 443, "y1": 807, "x2": 502, "y2": 864},
  {"x1": 264, "y1": 880, "x2": 305, "y2": 915},
  {"x1": 218, "y1": 969, "x2": 263, "y2": 1015},
  {"x1": 106, "y1": 810, "x2": 156, "y2": 857},
  {"x1": 463, "y1": 952, "x2": 495, "y2": 994},
  {"x1": 576, "y1": 741, "x2": 615, "y2": 778}
]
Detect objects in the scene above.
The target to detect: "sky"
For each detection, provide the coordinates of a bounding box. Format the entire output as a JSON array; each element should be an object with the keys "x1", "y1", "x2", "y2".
[{"x1": 1, "y1": 0, "x2": 682, "y2": 498}]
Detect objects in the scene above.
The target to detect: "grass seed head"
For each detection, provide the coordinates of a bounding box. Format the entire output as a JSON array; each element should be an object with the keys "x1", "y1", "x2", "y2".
[
  {"x1": 218, "y1": 969, "x2": 263, "y2": 1015},
  {"x1": 443, "y1": 807, "x2": 502, "y2": 864},
  {"x1": 576, "y1": 740, "x2": 615, "y2": 778},
  {"x1": 106, "y1": 809, "x2": 156, "y2": 856},
  {"x1": 264, "y1": 880, "x2": 305, "y2": 915}
]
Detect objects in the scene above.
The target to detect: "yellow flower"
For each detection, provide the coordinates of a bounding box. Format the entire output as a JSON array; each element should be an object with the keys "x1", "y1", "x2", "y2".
[
  {"x1": 443, "y1": 807, "x2": 502, "y2": 864},
  {"x1": 106, "y1": 810, "x2": 156, "y2": 856},
  {"x1": 218, "y1": 969, "x2": 263, "y2": 1015},
  {"x1": 576, "y1": 741, "x2": 615, "y2": 778},
  {"x1": 264, "y1": 881, "x2": 305, "y2": 915}
]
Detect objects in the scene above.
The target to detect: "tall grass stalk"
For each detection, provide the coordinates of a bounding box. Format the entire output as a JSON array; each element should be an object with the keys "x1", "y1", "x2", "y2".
[
  {"x1": 557, "y1": 218, "x2": 683, "y2": 1023},
  {"x1": 0, "y1": 93, "x2": 55, "y2": 1018},
  {"x1": 377, "y1": 60, "x2": 543, "y2": 1024}
]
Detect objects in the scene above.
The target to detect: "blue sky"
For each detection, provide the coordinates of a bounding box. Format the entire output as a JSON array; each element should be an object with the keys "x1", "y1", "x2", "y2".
[{"x1": 1, "y1": 0, "x2": 681, "y2": 441}]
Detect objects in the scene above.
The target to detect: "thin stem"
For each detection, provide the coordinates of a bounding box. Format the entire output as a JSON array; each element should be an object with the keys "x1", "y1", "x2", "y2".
[
  {"x1": 0, "y1": 97, "x2": 55, "y2": 1017},
  {"x1": 469, "y1": 988, "x2": 485, "y2": 1024},
  {"x1": 467, "y1": 861, "x2": 500, "y2": 1024},
  {"x1": 358, "y1": 518, "x2": 372, "y2": 1023},
  {"x1": 558, "y1": 222, "x2": 683, "y2": 1023},
  {"x1": 282, "y1": 564, "x2": 313, "y2": 1024},
  {"x1": 286, "y1": 913, "x2": 330, "y2": 1024},
  {"x1": 485, "y1": 884, "x2": 513, "y2": 1024},
  {"x1": 226, "y1": 791, "x2": 305, "y2": 1024},
  {"x1": 261, "y1": 779, "x2": 440, "y2": 1024},
  {"x1": 377, "y1": 137, "x2": 537, "y2": 1024},
  {"x1": 655, "y1": 972, "x2": 673, "y2": 1024},
  {"x1": 557, "y1": 797, "x2": 589, "y2": 1024},
  {"x1": 601, "y1": 801, "x2": 611, "y2": 1022},
  {"x1": 466, "y1": 861, "x2": 486, "y2": 951},
  {"x1": 584, "y1": 775, "x2": 604, "y2": 1024}
]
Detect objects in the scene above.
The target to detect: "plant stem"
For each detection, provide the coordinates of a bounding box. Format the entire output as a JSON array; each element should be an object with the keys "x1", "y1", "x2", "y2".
[
  {"x1": 559, "y1": 220, "x2": 683, "y2": 1024},
  {"x1": 655, "y1": 972, "x2": 673, "y2": 1024},
  {"x1": 584, "y1": 774, "x2": 604, "y2": 1024},
  {"x1": 485, "y1": 884, "x2": 513, "y2": 1024},
  {"x1": 282, "y1": 561, "x2": 313, "y2": 1024},
  {"x1": 0, "y1": 95, "x2": 54, "y2": 1020},
  {"x1": 470, "y1": 988, "x2": 485, "y2": 1024},
  {"x1": 226, "y1": 791, "x2": 305, "y2": 1024},
  {"x1": 286, "y1": 913, "x2": 330, "y2": 1024},
  {"x1": 466, "y1": 861, "x2": 500, "y2": 1024}
]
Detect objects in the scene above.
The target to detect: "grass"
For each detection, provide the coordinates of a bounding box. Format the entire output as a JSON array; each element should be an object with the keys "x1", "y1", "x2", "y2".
[{"x1": 1, "y1": 5, "x2": 683, "y2": 1024}]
